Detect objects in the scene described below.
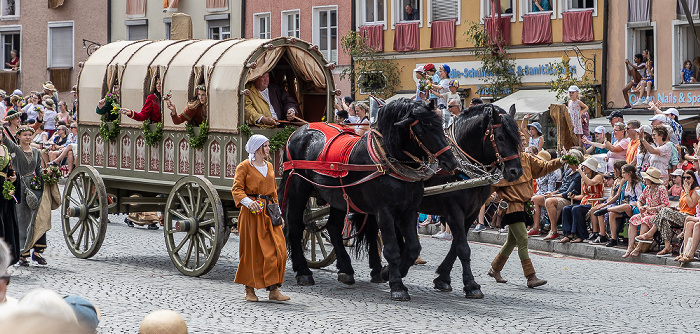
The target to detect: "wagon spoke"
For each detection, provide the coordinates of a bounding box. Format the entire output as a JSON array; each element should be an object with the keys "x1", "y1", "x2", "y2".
[
  {"x1": 316, "y1": 232, "x2": 328, "y2": 258},
  {"x1": 83, "y1": 176, "x2": 92, "y2": 204},
  {"x1": 73, "y1": 176, "x2": 86, "y2": 201},
  {"x1": 199, "y1": 228, "x2": 214, "y2": 242},
  {"x1": 183, "y1": 238, "x2": 194, "y2": 267},
  {"x1": 194, "y1": 187, "x2": 202, "y2": 219},
  {"x1": 311, "y1": 233, "x2": 317, "y2": 261},
  {"x1": 186, "y1": 184, "x2": 195, "y2": 216},
  {"x1": 197, "y1": 198, "x2": 211, "y2": 221},
  {"x1": 75, "y1": 222, "x2": 85, "y2": 250},
  {"x1": 194, "y1": 236, "x2": 201, "y2": 268},
  {"x1": 67, "y1": 219, "x2": 82, "y2": 237},
  {"x1": 83, "y1": 219, "x2": 91, "y2": 250},
  {"x1": 198, "y1": 218, "x2": 215, "y2": 227},
  {"x1": 169, "y1": 209, "x2": 187, "y2": 221},
  {"x1": 173, "y1": 235, "x2": 190, "y2": 253},
  {"x1": 177, "y1": 192, "x2": 192, "y2": 216},
  {"x1": 87, "y1": 216, "x2": 97, "y2": 244},
  {"x1": 68, "y1": 196, "x2": 81, "y2": 206}
]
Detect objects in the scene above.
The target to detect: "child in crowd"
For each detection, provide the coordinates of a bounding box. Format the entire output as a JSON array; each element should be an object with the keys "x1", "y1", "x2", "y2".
[
  {"x1": 633, "y1": 57, "x2": 654, "y2": 106},
  {"x1": 444, "y1": 80, "x2": 461, "y2": 108},
  {"x1": 521, "y1": 113, "x2": 544, "y2": 152},
  {"x1": 567, "y1": 85, "x2": 588, "y2": 147},
  {"x1": 622, "y1": 54, "x2": 647, "y2": 108},
  {"x1": 585, "y1": 126, "x2": 608, "y2": 155},
  {"x1": 411, "y1": 65, "x2": 427, "y2": 101},
  {"x1": 669, "y1": 169, "x2": 684, "y2": 201},
  {"x1": 681, "y1": 60, "x2": 696, "y2": 84}
]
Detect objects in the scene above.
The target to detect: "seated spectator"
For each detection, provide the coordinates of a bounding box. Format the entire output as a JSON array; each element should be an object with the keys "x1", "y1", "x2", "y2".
[
  {"x1": 639, "y1": 170, "x2": 699, "y2": 256},
  {"x1": 677, "y1": 214, "x2": 700, "y2": 263},
  {"x1": 410, "y1": 66, "x2": 427, "y2": 101},
  {"x1": 47, "y1": 123, "x2": 77, "y2": 174},
  {"x1": 166, "y1": 85, "x2": 206, "y2": 126},
  {"x1": 592, "y1": 164, "x2": 644, "y2": 247},
  {"x1": 648, "y1": 101, "x2": 682, "y2": 145},
  {"x1": 635, "y1": 125, "x2": 653, "y2": 174},
  {"x1": 444, "y1": 80, "x2": 461, "y2": 109},
  {"x1": 589, "y1": 160, "x2": 626, "y2": 244},
  {"x1": 29, "y1": 120, "x2": 48, "y2": 149},
  {"x1": 42, "y1": 100, "x2": 58, "y2": 137},
  {"x1": 622, "y1": 54, "x2": 646, "y2": 109},
  {"x1": 584, "y1": 122, "x2": 629, "y2": 176},
  {"x1": 532, "y1": 149, "x2": 583, "y2": 241},
  {"x1": 529, "y1": 150, "x2": 562, "y2": 235},
  {"x1": 469, "y1": 98, "x2": 483, "y2": 107},
  {"x1": 640, "y1": 125, "x2": 673, "y2": 182},
  {"x1": 681, "y1": 59, "x2": 696, "y2": 84},
  {"x1": 559, "y1": 158, "x2": 604, "y2": 243},
  {"x1": 632, "y1": 57, "x2": 654, "y2": 106},
  {"x1": 244, "y1": 72, "x2": 299, "y2": 128},
  {"x1": 56, "y1": 101, "x2": 71, "y2": 125},
  {"x1": 13, "y1": 288, "x2": 78, "y2": 323},
  {"x1": 668, "y1": 169, "x2": 684, "y2": 200},
  {"x1": 140, "y1": 310, "x2": 188, "y2": 334},
  {"x1": 42, "y1": 125, "x2": 68, "y2": 167},
  {"x1": 532, "y1": 0, "x2": 551, "y2": 11},
  {"x1": 354, "y1": 102, "x2": 370, "y2": 135},
  {"x1": 624, "y1": 167, "x2": 668, "y2": 258},
  {"x1": 403, "y1": 4, "x2": 419, "y2": 20},
  {"x1": 4, "y1": 49, "x2": 18, "y2": 70},
  {"x1": 520, "y1": 113, "x2": 543, "y2": 152},
  {"x1": 585, "y1": 126, "x2": 608, "y2": 155}
]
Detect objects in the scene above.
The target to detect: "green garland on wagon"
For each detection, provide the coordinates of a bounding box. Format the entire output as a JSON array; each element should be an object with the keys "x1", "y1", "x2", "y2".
[
  {"x1": 99, "y1": 93, "x2": 121, "y2": 142},
  {"x1": 141, "y1": 119, "x2": 164, "y2": 146},
  {"x1": 237, "y1": 124, "x2": 296, "y2": 152},
  {"x1": 2, "y1": 181, "x2": 14, "y2": 200},
  {"x1": 186, "y1": 121, "x2": 209, "y2": 149}
]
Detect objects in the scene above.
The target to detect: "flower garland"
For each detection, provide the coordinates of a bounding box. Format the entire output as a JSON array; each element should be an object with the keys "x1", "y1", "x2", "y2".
[
  {"x1": 561, "y1": 154, "x2": 580, "y2": 166},
  {"x1": 141, "y1": 119, "x2": 163, "y2": 146},
  {"x1": 99, "y1": 93, "x2": 121, "y2": 142},
  {"x1": 30, "y1": 173, "x2": 42, "y2": 191},
  {"x1": 2, "y1": 180, "x2": 14, "y2": 200},
  {"x1": 186, "y1": 121, "x2": 209, "y2": 149},
  {"x1": 42, "y1": 165, "x2": 61, "y2": 186},
  {"x1": 237, "y1": 124, "x2": 296, "y2": 152}
]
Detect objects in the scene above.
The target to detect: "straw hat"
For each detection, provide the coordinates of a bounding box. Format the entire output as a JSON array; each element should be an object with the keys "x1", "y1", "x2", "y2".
[
  {"x1": 537, "y1": 150, "x2": 551, "y2": 161},
  {"x1": 42, "y1": 99, "x2": 55, "y2": 109},
  {"x1": 43, "y1": 82, "x2": 57, "y2": 92},
  {"x1": 670, "y1": 169, "x2": 684, "y2": 177},
  {"x1": 641, "y1": 167, "x2": 663, "y2": 185},
  {"x1": 580, "y1": 157, "x2": 599, "y2": 173},
  {"x1": 139, "y1": 310, "x2": 188, "y2": 334}
]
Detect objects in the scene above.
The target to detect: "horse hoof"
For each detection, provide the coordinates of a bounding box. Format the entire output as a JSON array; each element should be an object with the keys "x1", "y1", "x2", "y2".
[
  {"x1": 390, "y1": 290, "x2": 411, "y2": 301},
  {"x1": 380, "y1": 266, "x2": 389, "y2": 282},
  {"x1": 370, "y1": 275, "x2": 387, "y2": 283},
  {"x1": 464, "y1": 288, "x2": 484, "y2": 299},
  {"x1": 296, "y1": 275, "x2": 315, "y2": 286},
  {"x1": 337, "y1": 273, "x2": 355, "y2": 285},
  {"x1": 433, "y1": 281, "x2": 453, "y2": 292}
]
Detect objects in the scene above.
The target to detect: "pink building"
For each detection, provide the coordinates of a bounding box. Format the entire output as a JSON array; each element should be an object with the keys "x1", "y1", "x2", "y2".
[
  {"x1": 245, "y1": 0, "x2": 352, "y2": 96},
  {"x1": 0, "y1": 0, "x2": 108, "y2": 103}
]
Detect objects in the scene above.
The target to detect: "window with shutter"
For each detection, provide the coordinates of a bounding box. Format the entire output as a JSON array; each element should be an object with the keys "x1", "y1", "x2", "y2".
[
  {"x1": 127, "y1": 24, "x2": 148, "y2": 41},
  {"x1": 431, "y1": 0, "x2": 458, "y2": 22},
  {"x1": 48, "y1": 23, "x2": 73, "y2": 68}
]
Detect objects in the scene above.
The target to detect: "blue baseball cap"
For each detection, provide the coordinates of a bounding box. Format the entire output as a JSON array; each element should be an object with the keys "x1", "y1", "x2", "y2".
[
  {"x1": 441, "y1": 64, "x2": 451, "y2": 75},
  {"x1": 64, "y1": 295, "x2": 100, "y2": 331}
]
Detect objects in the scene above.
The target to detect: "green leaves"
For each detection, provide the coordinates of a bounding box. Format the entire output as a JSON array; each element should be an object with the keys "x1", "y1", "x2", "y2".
[
  {"x1": 465, "y1": 22, "x2": 522, "y2": 101},
  {"x1": 186, "y1": 121, "x2": 209, "y2": 149},
  {"x1": 141, "y1": 119, "x2": 163, "y2": 147},
  {"x1": 339, "y1": 31, "x2": 402, "y2": 99}
]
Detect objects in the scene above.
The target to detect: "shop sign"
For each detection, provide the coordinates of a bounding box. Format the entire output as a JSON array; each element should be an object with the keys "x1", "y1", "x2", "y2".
[
  {"x1": 628, "y1": 90, "x2": 700, "y2": 107},
  {"x1": 416, "y1": 57, "x2": 584, "y2": 85}
]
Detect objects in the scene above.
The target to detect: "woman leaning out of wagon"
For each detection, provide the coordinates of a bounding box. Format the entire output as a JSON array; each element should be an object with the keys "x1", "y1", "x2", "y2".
[
  {"x1": 232, "y1": 134, "x2": 290, "y2": 302},
  {"x1": 166, "y1": 85, "x2": 206, "y2": 126},
  {"x1": 3, "y1": 126, "x2": 60, "y2": 266},
  {"x1": 121, "y1": 77, "x2": 162, "y2": 123}
]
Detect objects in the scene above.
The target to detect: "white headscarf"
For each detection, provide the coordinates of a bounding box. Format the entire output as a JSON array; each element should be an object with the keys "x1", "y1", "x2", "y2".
[{"x1": 245, "y1": 134, "x2": 269, "y2": 162}]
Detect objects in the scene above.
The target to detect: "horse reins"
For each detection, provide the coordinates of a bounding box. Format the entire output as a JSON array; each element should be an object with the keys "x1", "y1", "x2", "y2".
[{"x1": 403, "y1": 119, "x2": 451, "y2": 164}]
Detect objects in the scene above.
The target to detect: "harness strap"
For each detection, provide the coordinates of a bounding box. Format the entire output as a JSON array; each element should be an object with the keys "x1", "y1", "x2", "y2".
[{"x1": 282, "y1": 160, "x2": 382, "y2": 173}]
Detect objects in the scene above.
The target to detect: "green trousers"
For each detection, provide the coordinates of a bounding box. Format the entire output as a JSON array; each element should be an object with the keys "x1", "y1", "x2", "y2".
[{"x1": 499, "y1": 222, "x2": 530, "y2": 261}]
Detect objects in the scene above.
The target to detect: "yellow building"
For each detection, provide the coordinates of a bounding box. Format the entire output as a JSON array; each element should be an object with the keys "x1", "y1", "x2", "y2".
[{"x1": 354, "y1": 0, "x2": 605, "y2": 115}]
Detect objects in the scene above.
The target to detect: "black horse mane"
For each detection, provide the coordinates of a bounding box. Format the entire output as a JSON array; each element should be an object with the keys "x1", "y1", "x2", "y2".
[
  {"x1": 456, "y1": 104, "x2": 520, "y2": 151},
  {"x1": 374, "y1": 98, "x2": 442, "y2": 159}
]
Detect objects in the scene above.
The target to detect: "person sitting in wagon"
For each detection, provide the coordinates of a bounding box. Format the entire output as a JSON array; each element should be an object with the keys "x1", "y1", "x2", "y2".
[
  {"x1": 121, "y1": 77, "x2": 163, "y2": 123},
  {"x1": 244, "y1": 72, "x2": 298, "y2": 129},
  {"x1": 96, "y1": 83, "x2": 120, "y2": 122},
  {"x1": 166, "y1": 85, "x2": 206, "y2": 126}
]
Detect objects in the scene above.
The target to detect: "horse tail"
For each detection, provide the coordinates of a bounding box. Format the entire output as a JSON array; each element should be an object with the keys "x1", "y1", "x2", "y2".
[{"x1": 351, "y1": 213, "x2": 378, "y2": 258}]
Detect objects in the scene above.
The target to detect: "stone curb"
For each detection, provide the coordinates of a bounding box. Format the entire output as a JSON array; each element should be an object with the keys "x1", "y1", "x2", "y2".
[{"x1": 464, "y1": 228, "x2": 700, "y2": 269}]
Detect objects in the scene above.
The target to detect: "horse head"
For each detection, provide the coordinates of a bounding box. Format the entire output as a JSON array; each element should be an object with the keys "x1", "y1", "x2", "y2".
[
  {"x1": 376, "y1": 98, "x2": 458, "y2": 172},
  {"x1": 456, "y1": 103, "x2": 523, "y2": 181}
]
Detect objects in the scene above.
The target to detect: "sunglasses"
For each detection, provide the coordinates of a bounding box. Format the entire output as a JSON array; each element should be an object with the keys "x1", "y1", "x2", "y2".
[
  {"x1": 683, "y1": 176, "x2": 693, "y2": 180},
  {"x1": 0, "y1": 275, "x2": 10, "y2": 285}
]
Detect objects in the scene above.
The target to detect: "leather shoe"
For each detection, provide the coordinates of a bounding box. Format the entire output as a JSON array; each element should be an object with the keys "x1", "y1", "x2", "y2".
[
  {"x1": 527, "y1": 229, "x2": 540, "y2": 236},
  {"x1": 147, "y1": 223, "x2": 159, "y2": 230},
  {"x1": 32, "y1": 253, "x2": 47, "y2": 265},
  {"x1": 593, "y1": 208, "x2": 608, "y2": 216},
  {"x1": 17, "y1": 257, "x2": 29, "y2": 267}
]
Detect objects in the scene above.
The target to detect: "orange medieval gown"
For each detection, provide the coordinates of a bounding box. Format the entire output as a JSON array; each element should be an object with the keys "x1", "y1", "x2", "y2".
[{"x1": 232, "y1": 160, "x2": 287, "y2": 289}]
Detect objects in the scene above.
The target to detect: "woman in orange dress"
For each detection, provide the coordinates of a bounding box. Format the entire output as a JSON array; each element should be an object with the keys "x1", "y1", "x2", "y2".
[{"x1": 232, "y1": 134, "x2": 289, "y2": 302}]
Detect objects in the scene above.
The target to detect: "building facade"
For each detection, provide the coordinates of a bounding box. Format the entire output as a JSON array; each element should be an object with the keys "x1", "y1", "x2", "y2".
[
  {"x1": 0, "y1": 0, "x2": 108, "y2": 102},
  {"x1": 355, "y1": 0, "x2": 604, "y2": 112},
  {"x1": 245, "y1": 0, "x2": 353, "y2": 96},
  {"x1": 109, "y1": 0, "x2": 241, "y2": 42}
]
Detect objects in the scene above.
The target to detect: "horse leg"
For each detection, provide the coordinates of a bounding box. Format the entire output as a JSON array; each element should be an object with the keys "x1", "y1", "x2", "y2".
[
  {"x1": 453, "y1": 212, "x2": 483, "y2": 299},
  {"x1": 284, "y1": 178, "x2": 316, "y2": 286},
  {"x1": 433, "y1": 243, "x2": 457, "y2": 292},
  {"x1": 397, "y1": 211, "x2": 421, "y2": 278},
  {"x1": 363, "y1": 215, "x2": 385, "y2": 283},
  {"x1": 376, "y1": 209, "x2": 410, "y2": 301},
  {"x1": 326, "y1": 208, "x2": 355, "y2": 285}
]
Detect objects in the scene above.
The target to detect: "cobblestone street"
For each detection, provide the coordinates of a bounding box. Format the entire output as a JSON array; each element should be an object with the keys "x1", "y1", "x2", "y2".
[{"x1": 7, "y1": 210, "x2": 700, "y2": 333}]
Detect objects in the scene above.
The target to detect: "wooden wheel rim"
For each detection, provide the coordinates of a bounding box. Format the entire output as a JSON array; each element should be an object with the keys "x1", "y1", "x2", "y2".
[
  {"x1": 302, "y1": 200, "x2": 336, "y2": 268},
  {"x1": 164, "y1": 176, "x2": 224, "y2": 277},
  {"x1": 61, "y1": 166, "x2": 108, "y2": 259}
]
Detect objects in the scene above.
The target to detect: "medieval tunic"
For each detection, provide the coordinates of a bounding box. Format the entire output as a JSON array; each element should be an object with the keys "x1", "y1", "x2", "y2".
[
  {"x1": 0, "y1": 146, "x2": 20, "y2": 265},
  {"x1": 232, "y1": 159, "x2": 287, "y2": 289},
  {"x1": 2, "y1": 135, "x2": 50, "y2": 256},
  {"x1": 131, "y1": 93, "x2": 162, "y2": 123},
  {"x1": 170, "y1": 104, "x2": 204, "y2": 126}
]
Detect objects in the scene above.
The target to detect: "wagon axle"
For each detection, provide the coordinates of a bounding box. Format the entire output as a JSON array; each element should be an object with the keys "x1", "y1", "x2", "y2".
[
  {"x1": 174, "y1": 217, "x2": 199, "y2": 235},
  {"x1": 66, "y1": 205, "x2": 89, "y2": 221}
]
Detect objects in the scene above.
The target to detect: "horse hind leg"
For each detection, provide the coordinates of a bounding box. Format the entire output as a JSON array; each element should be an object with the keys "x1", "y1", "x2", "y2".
[
  {"x1": 326, "y1": 207, "x2": 355, "y2": 285},
  {"x1": 284, "y1": 179, "x2": 316, "y2": 286},
  {"x1": 361, "y1": 215, "x2": 385, "y2": 283},
  {"x1": 376, "y1": 210, "x2": 411, "y2": 301}
]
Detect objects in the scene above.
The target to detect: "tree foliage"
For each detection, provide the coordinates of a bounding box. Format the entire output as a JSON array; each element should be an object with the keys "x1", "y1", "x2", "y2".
[
  {"x1": 339, "y1": 31, "x2": 402, "y2": 99},
  {"x1": 465, "y1": 21, "x2": 522, "y2": 101},
  {"x1": 548, "y1": 59, "x2": 599, "y2": 117}
]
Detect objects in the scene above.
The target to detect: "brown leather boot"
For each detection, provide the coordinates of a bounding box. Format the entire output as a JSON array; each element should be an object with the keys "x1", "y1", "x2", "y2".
[
  {"x1": 521, "y1": 258, "x2": 547, "y2": 288},
  {"x1": 488, "y1": 252, "x2": 508, "y2": 283},
  {"x1": 245, "y1": 286, "x2": 258, "y2": 302},
  {"x1": 269, "y1": 288, "x2": 291, "y2": 301}
]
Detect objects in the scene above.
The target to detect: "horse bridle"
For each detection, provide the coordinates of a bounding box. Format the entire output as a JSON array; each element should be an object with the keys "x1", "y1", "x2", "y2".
[
  {"x1": 403, "y1": 119, "x2": 452, "y2": 164},
  {"x1": 483, "y1": 118, "x2": 519, "y2": 167}
]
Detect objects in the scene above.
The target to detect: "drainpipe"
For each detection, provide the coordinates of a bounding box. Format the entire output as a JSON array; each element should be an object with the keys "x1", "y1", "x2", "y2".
[
  {"x1": 350, "y1": 0, "x2": 356, "y2": 101},
  {"x1": 107, "y1": 0, "x2": 112, "y2": 42},
  {"x1": 601, "y1": 0, "x2": 608, "y2": 115},
  {"x1": 241, "y1": 0, "x2": 246, "y2": 38}
]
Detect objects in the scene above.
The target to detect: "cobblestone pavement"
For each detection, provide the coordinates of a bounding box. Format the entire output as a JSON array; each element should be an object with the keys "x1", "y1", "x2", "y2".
[{"x1": 7, "y1": 210, "x2": 700, "y2": 333}]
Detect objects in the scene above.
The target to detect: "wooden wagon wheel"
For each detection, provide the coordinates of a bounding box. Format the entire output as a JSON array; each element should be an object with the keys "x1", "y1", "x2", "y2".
[
  {"x1": 302, "y1": 198, "x2": 336, "y2": 268},
  {"x1": 61, "y1": 166, "x2": 109, "y2": 259},
  {"x1": 164, "y1": 176, "x2": 225, "y2": 277}
]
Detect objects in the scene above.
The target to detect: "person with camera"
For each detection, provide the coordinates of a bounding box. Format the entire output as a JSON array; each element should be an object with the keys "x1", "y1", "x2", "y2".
[
  {"x1": 487, "y1": 148, "x2": 564, "y2": 288},
  {"x1": 232, "y1": 135, "x2": 289, "y2": 302}
]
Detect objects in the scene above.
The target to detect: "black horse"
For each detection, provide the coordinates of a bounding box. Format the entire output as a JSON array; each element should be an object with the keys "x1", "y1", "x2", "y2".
[
  {"x1": 350, "y1": 103, "x2": 523, "y2": 298},
  {"x1": 280, "y1": 99, "x2": 458, "y2": 301}
]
